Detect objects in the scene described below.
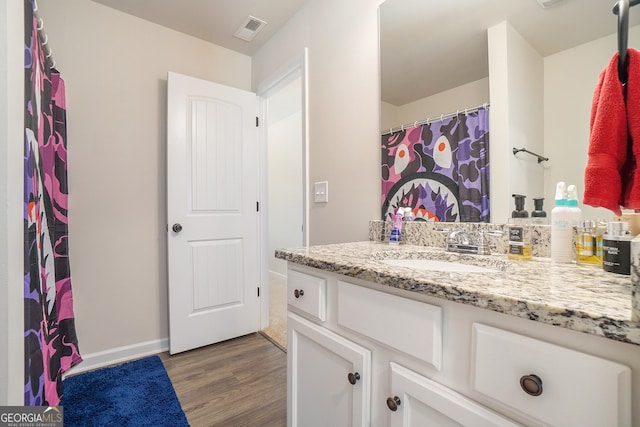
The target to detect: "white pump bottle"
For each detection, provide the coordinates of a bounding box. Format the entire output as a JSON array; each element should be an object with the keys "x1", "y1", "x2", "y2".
[{"x1": 551, "y1": 182, "x2": 573, "y2": 263}]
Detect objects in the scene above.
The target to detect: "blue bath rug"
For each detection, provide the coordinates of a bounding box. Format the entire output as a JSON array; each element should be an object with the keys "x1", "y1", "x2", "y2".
[{"x1": 61, "y1": 355, "x2": 189, "y2": 426}]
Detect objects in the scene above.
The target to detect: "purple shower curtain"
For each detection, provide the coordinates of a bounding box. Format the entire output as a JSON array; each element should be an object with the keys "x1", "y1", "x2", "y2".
[
  {"x1": 381, "y1": 107, "x2": 490, "y2": 222},
  {"x1": 24, "y1": 0, "x2": 82, "y2": 406}
]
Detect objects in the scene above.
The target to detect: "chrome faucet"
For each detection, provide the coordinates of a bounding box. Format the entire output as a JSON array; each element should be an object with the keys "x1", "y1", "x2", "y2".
[{"x1": 445, "y1": 229, "x2": 502, "y2": 255}]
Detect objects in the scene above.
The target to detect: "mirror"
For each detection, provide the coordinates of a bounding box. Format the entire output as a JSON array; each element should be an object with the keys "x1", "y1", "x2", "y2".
[{"x1": 380, "y1": 0, "x2": 640, "y2": 223}]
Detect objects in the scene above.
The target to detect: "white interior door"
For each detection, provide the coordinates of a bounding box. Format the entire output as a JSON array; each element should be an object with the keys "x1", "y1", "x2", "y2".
[{"x1": 167, "y1": 71, "x2": 259, "y2": 354}]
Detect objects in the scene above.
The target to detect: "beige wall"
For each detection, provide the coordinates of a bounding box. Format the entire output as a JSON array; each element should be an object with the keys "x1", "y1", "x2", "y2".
[
  {"x1": 0, "y1": 0, "x2": 24, "y2": 405},
  {"x1": 381, "y1": 78, "x2": 490, "y2": 131},
  {"x1": 252, "y1": 0, "x2": 383, "y2": 244},
  {"x1": 38, "y1": 0, "x2": 252, "y2": 355}
]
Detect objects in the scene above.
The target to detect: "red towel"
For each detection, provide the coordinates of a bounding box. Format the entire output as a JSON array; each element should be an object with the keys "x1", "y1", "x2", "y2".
[{"x1": 584, "y1": 49, "x2": 640, "y2": 215}]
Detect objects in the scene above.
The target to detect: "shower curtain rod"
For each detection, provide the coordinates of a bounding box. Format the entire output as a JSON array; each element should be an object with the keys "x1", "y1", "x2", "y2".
[
  {"x1": 33, "y1": 1, "x2": 55, "y2": 69},
  {"x1": 381, "y1": 103, "x2": 489, "y2": 136}
]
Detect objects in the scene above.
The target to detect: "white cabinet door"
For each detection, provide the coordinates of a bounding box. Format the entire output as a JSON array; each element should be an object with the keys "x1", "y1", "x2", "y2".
[
  {"x1": 288, "y1": 312, "x2": 371, "y2": 427},
  {"x1": 388, "y1": 363, "x2": 520, "y2": 427}
]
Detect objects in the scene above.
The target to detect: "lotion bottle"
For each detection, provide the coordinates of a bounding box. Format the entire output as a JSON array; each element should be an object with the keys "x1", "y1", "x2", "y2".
[{"x1": 551, "y1": 182, "x2": 572, "y2": 263}]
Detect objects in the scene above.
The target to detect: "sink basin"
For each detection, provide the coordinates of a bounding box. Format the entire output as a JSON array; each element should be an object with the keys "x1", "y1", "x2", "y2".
[{"x1": 381, "y1": 259, "x2": 498, "y2": 273}]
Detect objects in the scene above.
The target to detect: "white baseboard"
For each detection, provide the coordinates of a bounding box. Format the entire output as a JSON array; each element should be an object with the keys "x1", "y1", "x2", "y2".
[{"x1": 63, "y1": 337, "x2": 169, "y2": 377}]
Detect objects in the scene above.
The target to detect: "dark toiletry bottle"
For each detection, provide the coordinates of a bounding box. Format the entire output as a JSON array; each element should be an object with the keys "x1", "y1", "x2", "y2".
[
  {"x1": 603, "y1": 221, "x2": 631, "y2": 275},
  {"x1": 531, "y1": 197, "x2": 547, "y2": 224},
  {"x1": 511, "y1": 194, "x2": 529, "y2": 218}
]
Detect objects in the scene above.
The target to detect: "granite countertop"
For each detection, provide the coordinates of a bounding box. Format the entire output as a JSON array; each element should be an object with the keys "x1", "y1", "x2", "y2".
[{"x1": 275, "y1": 241, "x2": 640, "y2": 346}]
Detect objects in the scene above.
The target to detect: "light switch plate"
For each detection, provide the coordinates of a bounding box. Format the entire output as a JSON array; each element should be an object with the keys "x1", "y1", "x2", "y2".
[{"x1": 314, "y1": 181, "x2": 328, "y2": 203}]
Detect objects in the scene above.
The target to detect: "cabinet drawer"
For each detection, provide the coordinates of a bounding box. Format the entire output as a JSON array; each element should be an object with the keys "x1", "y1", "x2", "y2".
[
  {"x1": 472, "y1": 323, "x2": 631, "y2": 427},
  {"x1": 337, "y1": 281, "x2": 442, "y2": 369},
  {"x1": 287, "y1": 269, "x2": 327, "y2": 322}
]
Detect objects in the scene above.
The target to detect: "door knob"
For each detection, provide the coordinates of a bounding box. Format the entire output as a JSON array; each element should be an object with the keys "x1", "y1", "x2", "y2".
[
  {"x1": 386, "y1": 396, "x2": 401, "y2": 411},
  {"x1": 172, "y1": 223, "x2": 183, "y2": 233},
  {"x1": 347, "y1": 372, "x2": 360, "y2": 385},
  {"x1": 294, "y1": 289, "x2": 304, "y2": 298},
  {"x1": 520, "y1": 374, "x2": 543, "y2": 396}
]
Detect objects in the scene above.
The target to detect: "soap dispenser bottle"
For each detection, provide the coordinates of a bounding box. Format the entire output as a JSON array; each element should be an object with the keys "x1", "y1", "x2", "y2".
[
  {"x1": 531, "y1": 197, "x2": 547, "y2": 224},
  {"x1": 508, "y1": 194, "x2": 532, "y2": 260},
  {"x1": 551, "y1": 182, "x2": 573, "y2": 263}
]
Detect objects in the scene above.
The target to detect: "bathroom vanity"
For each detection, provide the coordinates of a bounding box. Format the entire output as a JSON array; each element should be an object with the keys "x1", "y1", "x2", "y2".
[{"x1": 276, "y1": 241, "x2": 640, "y2": 427}]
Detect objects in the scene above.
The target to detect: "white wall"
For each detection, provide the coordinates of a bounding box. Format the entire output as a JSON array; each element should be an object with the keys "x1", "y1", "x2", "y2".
[
  {"x1": 380, "y1": 100, "x2": 398, "y2": 132},
  {"x1": 38, "y1": 0, "x2": 252, "y2": 356},
  {"x1": 489, "y1": 22, "x2": 544, "y2": 224},
  {"x1": 268, "y1": 78, "x2": 303, "y2": 278},
  {"x1": 381, "y1": 77, "x2": 490, "y2": 131},
  {"x1": 0, "y1": 0, "x2": 24, "y2": 405},
  {"x1": 544, "y1": 25, "x2": 640, "y2": 221},
  {"x1": 252, "y1": 0, "x2": 383, "y2": 245}
]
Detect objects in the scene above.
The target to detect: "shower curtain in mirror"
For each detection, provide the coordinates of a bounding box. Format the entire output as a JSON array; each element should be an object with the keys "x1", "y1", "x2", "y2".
[
  {"x1": 24, "y1": 0, "x2": 82, "y2": 406},
  {"x1": 381, "y1": 107, "x2": 490, "y2": 222}
]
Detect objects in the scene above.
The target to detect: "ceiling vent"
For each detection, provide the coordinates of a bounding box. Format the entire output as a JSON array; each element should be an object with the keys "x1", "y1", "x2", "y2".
[
  {"x1": 234, "y1": 16, "x2": 267, "y2": 42},
  {"x1": 536, "y1": 0, "x2": 564, "y2": 8}
]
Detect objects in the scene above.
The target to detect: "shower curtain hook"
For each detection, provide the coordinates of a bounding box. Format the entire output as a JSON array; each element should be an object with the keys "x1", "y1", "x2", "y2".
[
  {"x1": 413, "y1": 121, "x2": 418, "y2": 128},
  {"x1": 46, "y1": 49, "x2": 52, "y2": 58},
  {"x1": 440, "y1": 114, "x2": 444, "y2": 122},
  {"x1": 42, "y1": 34, "x2": 48, "y2": 46},
  {"x1": 34, "y1": 0, "x2": 38, "y2": 12},
  {"x1": 401, "y1": 124, "x2": 404, "y2": 131},
  {"x1": 37, "y1": 18, "x2": 44, "y2": 30},
  {"x1": 464, "y1": 108, "x2": 468, "y2": 115}
]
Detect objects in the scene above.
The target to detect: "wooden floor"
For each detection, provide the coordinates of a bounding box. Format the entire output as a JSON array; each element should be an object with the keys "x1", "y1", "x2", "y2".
[{"x1": 159, "y1": 333, "x2": 287, "y2": 427}]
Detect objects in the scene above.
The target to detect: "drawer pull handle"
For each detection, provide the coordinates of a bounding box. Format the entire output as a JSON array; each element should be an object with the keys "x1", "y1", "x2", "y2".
[
  {"x1": 347, "y1": 372, "x2": 360, "y2": 385},
  {"x1": 294, "y1": 289, "x2": 304, "y2": 298},
  {"x1": 386, "y1": 396, "x2": 401, "y2": 411},
  {"x1": 520, "y1": 374, "x2": 543, "y2": 396}
]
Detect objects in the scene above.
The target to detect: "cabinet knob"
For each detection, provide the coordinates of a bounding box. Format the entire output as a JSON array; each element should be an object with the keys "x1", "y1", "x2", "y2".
[
  {"x1": 347, "y1": 372, "x2": 360, "y2": 385},
  {"x1": 386, "y1": 396, "x2": 401, "y2": 412},
  {"x1": 520, "y1": 374, "x2": 543, "y2": 396},
  {"x1": 294, "y1": 289, "x2": 304, "y2": 298}
]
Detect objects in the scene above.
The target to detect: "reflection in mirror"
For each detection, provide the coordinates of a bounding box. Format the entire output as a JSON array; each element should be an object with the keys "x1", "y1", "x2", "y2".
[
  {"x1": 381, "y1": 106, "x2": 491, "y2": 222},
  {"x1": 380, "y1": 0, "x2": 640, "y2": 223}
]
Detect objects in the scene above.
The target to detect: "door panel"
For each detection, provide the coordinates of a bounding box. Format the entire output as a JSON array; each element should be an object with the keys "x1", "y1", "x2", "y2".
[
  {"x1": 190, "y1": 98, "x2": 242, "y2": 211},
  {"x1": 191, "y1": 239, "x2": 242, "y2": 311},
  {"x1": 167, "y1": 72, "x2": 259, "y2": 354}
]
